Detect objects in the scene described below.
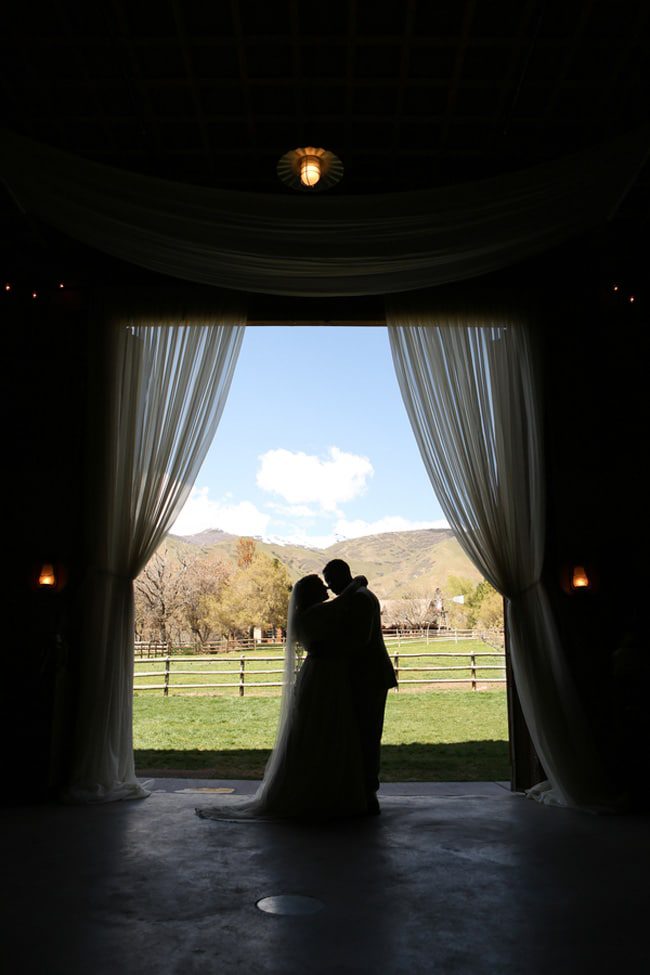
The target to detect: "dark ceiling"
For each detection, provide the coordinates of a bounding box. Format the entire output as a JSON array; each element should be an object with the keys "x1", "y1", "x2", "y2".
[{"x1": 1, "y1": 0, "x2": 648, "y2": 279}]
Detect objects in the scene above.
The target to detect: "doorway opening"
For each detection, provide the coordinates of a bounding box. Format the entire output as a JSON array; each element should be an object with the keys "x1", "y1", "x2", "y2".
[{"x1": 133, "y1": 324, "x2": 512, "y2": 785}]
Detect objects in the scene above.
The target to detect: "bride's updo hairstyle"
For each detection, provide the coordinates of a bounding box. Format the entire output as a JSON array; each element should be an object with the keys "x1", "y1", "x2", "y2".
[{"x1": 292, "y1": 574, "x2": 326, "y2": 613}]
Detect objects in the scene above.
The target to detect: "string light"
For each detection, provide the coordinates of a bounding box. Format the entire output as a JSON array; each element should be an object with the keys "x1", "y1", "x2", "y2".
[
  {"x1": 2, "y1": 280, "x2": 75, "y2": 298},
  {"x1": 610, "y1": 284, "x2": 639, "y2": 305}
]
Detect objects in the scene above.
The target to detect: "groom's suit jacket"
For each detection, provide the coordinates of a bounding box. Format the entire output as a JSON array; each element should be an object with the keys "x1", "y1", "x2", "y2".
[{"x1": 343, "y1": 586, "x2": 397, "y2": 692}]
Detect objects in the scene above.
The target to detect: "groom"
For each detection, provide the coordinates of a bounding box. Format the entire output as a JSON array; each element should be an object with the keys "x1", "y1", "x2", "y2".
[{"x1": 323, "y1": 559, "x2": 397, "y2": 815}]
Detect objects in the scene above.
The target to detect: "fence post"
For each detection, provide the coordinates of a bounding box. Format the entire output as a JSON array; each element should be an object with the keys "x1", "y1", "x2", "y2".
[
  {"x1": 239, "y1": 655, "x2": 245, "y2": 698},
  {"x1": 164, "y1": 657, "x2": 170, "y2": 697},
  {"x1": 393, "y1": 650, "x2": 400, "y2": 690},
  {"x1": 470, "y1": 652, "x2": 476, "y2": 691}
]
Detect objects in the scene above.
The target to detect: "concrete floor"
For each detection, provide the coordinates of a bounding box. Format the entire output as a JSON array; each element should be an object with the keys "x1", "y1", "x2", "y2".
[{"x1": 1, "y1": 779, "x2": 648, "y2": 974}]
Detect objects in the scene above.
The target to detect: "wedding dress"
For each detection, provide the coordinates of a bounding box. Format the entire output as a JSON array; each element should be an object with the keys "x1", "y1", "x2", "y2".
[{"x1": 195, "y1": 578, "x2": 368, "y2": 822}]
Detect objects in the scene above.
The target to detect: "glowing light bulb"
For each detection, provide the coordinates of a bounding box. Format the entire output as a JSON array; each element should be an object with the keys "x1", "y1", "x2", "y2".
[
  {"x1": 32, "y1": 291, "x2": 38, "y2": 299},
  {"x1": 59, "y1": 282, "x2": 65, "y2": 289},
  {"x1": 571, "y1": 565, "x2": 590, "y2": 590},
  {"x1": 4, "y1": 283, "x2": 11, "y2": 292},
  {"x1": 629, "y1": 296, "x2": 635, "y2": 303},
  {"x1": 38, "y1": 563, "x2": 56, "y2": 587},
  {"x1": 300, "y1": 155, "x2": 321, "y2": 187},
  {"x1": 613, "y1": 285, "x2": 619, "y2": 292}
]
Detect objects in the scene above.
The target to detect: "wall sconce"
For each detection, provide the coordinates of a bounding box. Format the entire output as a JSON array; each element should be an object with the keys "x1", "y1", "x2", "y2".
[
  {"x1": 38, "y1": 563, "x2": 57, "y2": 587},
  {"x1": 561, "y1": 561, "x2": 596, "y2": 595},
  {"x1": 31, "y1": 560, "x2": 67, "y2": 593},
  {"x1": 571, "y1": 565, "x2": 590, "y2": 590}
]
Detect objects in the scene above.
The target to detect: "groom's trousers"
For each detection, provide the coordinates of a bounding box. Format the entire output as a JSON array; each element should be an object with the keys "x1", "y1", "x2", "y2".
[{"x1": 354, "y1": 686, "x2": 389, "y2": 796}]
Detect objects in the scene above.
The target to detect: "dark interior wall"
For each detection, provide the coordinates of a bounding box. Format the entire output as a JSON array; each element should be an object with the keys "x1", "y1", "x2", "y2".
[
  {"x1": 1, "y1": 230, "x2": 644, "y2": 800},
  {"x1": 3, "y1": 285, "x2": 89, "y2": 798},
  {"x1": 539, "y1": 280, "x2": 647, "y2": 792}
]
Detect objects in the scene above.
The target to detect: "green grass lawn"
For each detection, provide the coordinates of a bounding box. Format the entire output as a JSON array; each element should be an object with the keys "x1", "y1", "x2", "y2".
[{"x1": 133, "y1": 689, "x2": 510, "y2": 781}]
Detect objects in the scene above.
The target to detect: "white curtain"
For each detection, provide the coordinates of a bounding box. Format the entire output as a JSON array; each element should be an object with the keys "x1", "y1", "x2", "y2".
[
  {"x1": 1, "y1": 125, "x2": 647, "y2": 296},
  {"x1": 66, "y1": 309, "x2": 245, "y2": 802},
  {"x1": 387, "y1": 310, "x2": 620, "y2": 810}
]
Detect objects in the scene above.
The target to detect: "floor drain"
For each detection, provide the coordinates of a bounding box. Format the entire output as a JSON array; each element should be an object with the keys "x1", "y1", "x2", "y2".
[{"x1": 256, "y1": 895, "x2": 324, "y2": 916}]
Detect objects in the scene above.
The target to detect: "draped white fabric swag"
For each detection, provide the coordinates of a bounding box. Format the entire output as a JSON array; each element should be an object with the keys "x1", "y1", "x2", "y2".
[
  {"x1": 387, "y1": 314, "x2": 620, "y2": 810},
  {"x1": 1, "y1": 125, "x2": 647, "y2": 296},
  {"x1": 66, "y1": 313, "x2": 245, "y2": 802}
]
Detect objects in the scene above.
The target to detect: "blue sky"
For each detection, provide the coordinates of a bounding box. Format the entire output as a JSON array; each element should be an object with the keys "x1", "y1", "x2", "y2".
[{"x1": 171, "y1": 325, "x2": 448, "y2": 548}]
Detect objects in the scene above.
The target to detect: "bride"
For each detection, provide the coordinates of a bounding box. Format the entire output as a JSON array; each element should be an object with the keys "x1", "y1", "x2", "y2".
[{"x1": 196, "y1": 573, "x2": 369, "y2": 821}]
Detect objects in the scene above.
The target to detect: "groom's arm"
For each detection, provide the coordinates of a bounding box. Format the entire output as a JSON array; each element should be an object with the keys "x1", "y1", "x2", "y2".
[
  {"x1": 337, "y1": 590, "x2": 373, "y2": 652},
  {"x1": 299, "y1": 577, "x2": 368, "y2": 654}
]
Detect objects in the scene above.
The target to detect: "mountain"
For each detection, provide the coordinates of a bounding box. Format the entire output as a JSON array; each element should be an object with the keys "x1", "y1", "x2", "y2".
[{"x1": 167, "y1": 527, "x2": 482, "y2": 599}]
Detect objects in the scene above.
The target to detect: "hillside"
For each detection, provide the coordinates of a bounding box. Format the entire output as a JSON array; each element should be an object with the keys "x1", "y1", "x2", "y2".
[{"x1": 167, "y1": 527, "x2": 482, "y2": 599}]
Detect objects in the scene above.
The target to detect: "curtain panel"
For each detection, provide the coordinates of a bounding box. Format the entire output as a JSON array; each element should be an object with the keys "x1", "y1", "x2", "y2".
[
  {"x1": 1, "y1": 126, "x2": 647, "y2": 297},
  {"x1": 66, "y1": 306, "x2": 245, "y2": 802},
  {"x1": 386, "y1": 311, "x2": 621, "y2": 811}
]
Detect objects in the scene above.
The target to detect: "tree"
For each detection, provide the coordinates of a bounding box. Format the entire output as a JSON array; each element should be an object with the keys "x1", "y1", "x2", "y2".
[
  {"x1": 180, "y1": 554, "x2": 231, "y2": 646},
  {"x1": 443, "y1": 575, "x2": 504, "y2": 630},
  {"x1": 134, "y1": 546, "x2": 188, "y2": 644},
  {"x1": 443, "y1": 575, "x2": 476, "y2": 628},
  {"x1": 215, "y1": 551, "x2": 292, "y2": 637},
  {"x1": 396, "y1": 593, "x2": 437, "y2": 629},
  {"x1": 236, "y1": 536, "x2": 256, "y2": 568},
  {"x1": 471, "y1": 585, "x2": 504, "y2": 630}
]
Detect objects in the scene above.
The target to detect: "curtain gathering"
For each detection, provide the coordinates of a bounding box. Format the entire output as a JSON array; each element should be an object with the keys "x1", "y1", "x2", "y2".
[
  {"x1": 1, "y1": 125, "x2": 647, "y2": 296},
  {"x1": 386, "y1": 311, "x2": 621, "y2": 810},
  {"x1": 66, "y1": 311, "x2": 245, "y2": 802}
]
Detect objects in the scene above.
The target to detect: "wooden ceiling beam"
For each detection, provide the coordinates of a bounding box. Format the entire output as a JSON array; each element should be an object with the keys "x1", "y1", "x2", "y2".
[
  {"x1": 492, "y1": 0, "x2": 544, "y2": 138},
  {"x1": 229, "y1": 0, "x2": 258, "y2": 149},
  {"x1": 344, "y1": 0, "x2": 358, "y2": 156},
  {"x1": 289, "y1": 0, "x2": 305, "y2": 141},
  {"x1": 52, "y1": 0, "x2": 119, "y2": 156},
  {"x1": 169, "y1": 0, "x2": 215, "y2": 172},
  {"x1": 542, "y1": 0, "x2": 594, "y2": 125},
  {"x1": 440, "y1": 0, "x2": 477, "y2": 148},
  {"x1": 109, "y1": 0, "x2": 163, "y2": 159},
  {"x1": 392, "y1": 0, "x2": 417, "y2": 172}
]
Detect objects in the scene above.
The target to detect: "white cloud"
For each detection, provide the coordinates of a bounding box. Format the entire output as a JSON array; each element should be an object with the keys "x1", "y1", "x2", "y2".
[
  {"x1": 334, "y1": 515, "x2": 450, "y2": 539},
  {"x1": 264, "y1": 501, "x2": 318, "y2": 518},
  {"x1": 171, "y1": 487, "x2": 271, "y2": 537},
  {"x1": 256, "y1": 447, "x2": 374, "y2": 512}
]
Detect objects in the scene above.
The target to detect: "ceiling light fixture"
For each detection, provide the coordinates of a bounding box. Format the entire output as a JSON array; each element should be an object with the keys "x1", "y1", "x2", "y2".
[
  {"x1": 277, "y1": 146, "x2": 343, "y2": 192},
  {"x1": 300, "y1": 153, "x2": 322, "y2": 187}
]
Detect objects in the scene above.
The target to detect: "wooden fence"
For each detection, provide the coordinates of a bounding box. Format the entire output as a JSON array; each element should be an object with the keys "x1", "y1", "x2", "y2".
[
  {"x1": 134, "y1": 628, "x2": 502, "y2": 658},
  {"x1": 134, "y1": 636, "x2": 264, "y2": 657},
  {"x1": 133, "y1": 638, "x2": 506, "y2": 697}
]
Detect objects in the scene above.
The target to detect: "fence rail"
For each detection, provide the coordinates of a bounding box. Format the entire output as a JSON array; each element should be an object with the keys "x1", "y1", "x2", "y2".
[
  {"x1": 134, "y1": 628, "x2": 503, "y2": 658},
  {"x1": 133, "y1": 641, "x2": 506, "y2": 697}
]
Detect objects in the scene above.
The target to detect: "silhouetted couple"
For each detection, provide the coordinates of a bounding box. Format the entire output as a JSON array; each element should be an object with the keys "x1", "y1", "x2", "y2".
[{"x1": 196, "y1": 559, "x2": 397, "y2": 822}]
